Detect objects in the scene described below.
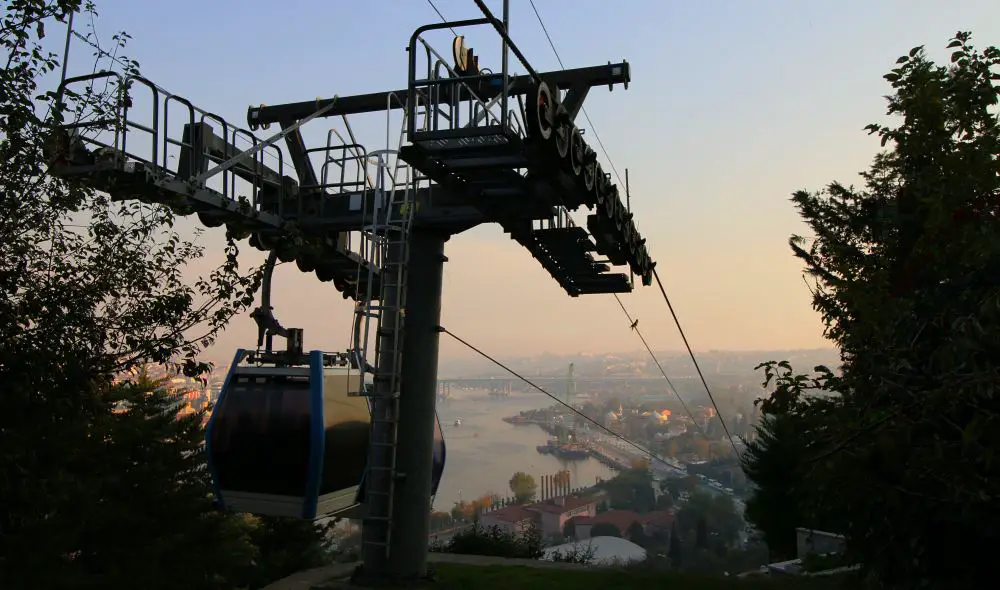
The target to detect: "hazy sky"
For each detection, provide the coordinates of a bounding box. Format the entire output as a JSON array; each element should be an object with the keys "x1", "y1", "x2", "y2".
[{"x1": 65, "y1": 0, "x2": 1000, "y2": 361}]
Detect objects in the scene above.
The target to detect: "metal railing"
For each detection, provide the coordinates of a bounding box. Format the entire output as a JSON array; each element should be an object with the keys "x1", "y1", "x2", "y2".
[
  {"x1": 54, "y1": 71, "x2": 290, "y2": 215},
  {"x1": 405, "y1": 18, "x2": 532, "y2": 142}
]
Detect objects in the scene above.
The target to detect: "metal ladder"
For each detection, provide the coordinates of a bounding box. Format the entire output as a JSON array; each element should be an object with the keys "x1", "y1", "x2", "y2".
[
  {"x1": 350, "y1": 97, "x2": 427, "y2": 385},
  {"x1": 353, "y1": 101, "x2": 427, "y2": 559}
]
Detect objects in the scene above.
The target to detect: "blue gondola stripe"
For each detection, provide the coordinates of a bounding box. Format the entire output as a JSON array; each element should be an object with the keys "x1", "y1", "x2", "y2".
[
  {"x1": 205, "y1": 348, "x2": 247, "y2": 511},
  {"x1": 302, "y1": 350, "x2": 326, "y2": 520}
]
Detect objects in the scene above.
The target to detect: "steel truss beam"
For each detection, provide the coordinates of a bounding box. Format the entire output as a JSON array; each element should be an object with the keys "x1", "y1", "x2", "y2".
[{"x1": 247, "y1": 62, "x2": 630, "y2": 127}]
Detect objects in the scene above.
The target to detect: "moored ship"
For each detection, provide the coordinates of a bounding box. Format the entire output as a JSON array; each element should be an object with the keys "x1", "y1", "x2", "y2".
[{"x1": 551, "y1": 443, "x2": 591, "y2": 461}]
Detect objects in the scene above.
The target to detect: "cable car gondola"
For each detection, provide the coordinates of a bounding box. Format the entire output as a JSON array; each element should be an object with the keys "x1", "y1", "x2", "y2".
[
  {"x1": 206, "y1": 251, "x2": 447, "y2": 520},
  {"x1": 206, "y1": 346, "x2": 371, "y2": 519}
]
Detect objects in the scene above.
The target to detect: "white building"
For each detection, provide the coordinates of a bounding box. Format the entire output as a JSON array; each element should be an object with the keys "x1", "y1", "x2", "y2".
[{"x1": 543, "y1": 536, "x2": 647, "y2": 567}]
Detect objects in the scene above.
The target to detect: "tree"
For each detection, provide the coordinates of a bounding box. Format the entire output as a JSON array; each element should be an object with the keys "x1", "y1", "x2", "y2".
[
  {"x1": 590, "y1": 523, "x2": 621, "y2": 538},
  {"x1": 695, "y1": 518, "x2": 709, "y2": 550},
  {"x1": 599, "y1": 466, "x2": 656, "y2": 513},
  {"x1": 241, "y1": 515, "x2": 332, "y2": 589},
  {"x1": 508, "y1": 471, "x2": 538, "y2": 503},
  {"x1": 746, "y1": 33, "x2": 1000, "y2": 589},
  {"x1": 740, "y1": 369, "x2": 837, "y2": 561},
  {"x1": 627, "y1": 521, "x2": 649, "y2": 546},
  {"x1": 451, "y1": 494, "x2": 494, "y2": 521},
  {"x1": 67, "y1": 373, "x2": 260, "y2": 589},
  {"x1": 676, "y1": 491, "x2": 742, "y2": 547},
  {"x1": 430, "y1": 511, "x2": 453, "y2": 531},
  {"x1": 1, "y1": 3, "x2": 267, "y2": 587},
  {"x1": 667, "y1": 521, "x2": 683, "y2": 569}
]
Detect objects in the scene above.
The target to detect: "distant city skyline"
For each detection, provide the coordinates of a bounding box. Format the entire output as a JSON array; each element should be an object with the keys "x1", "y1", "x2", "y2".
[
  {"x1": 69, "y1": 0, "x2": 999, "y2": 360},
  {"x1": 200, "y1": 344, "x2": 840, "y2": 381}
]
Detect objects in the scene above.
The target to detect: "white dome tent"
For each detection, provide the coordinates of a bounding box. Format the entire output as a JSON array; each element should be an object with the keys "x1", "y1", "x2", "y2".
[{"x1": 543, "y1": 536, "x2": 647, "y2": 567}]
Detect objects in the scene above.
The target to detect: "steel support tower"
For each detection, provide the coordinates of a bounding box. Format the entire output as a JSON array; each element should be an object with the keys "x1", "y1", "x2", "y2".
[{"x1": 48, "y1": 2, "x2": 655, "y2": 585}]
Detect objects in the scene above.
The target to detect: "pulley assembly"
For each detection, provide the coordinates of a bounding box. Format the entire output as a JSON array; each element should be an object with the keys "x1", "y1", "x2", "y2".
[{"x1": 526, "y1": 81, "x2": 655, "y2": 286}]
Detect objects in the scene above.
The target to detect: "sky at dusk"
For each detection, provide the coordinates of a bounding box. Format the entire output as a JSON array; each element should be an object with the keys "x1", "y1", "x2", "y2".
[{"x1": 58, "y1": 0, "x2": 1000, "y2": 361}]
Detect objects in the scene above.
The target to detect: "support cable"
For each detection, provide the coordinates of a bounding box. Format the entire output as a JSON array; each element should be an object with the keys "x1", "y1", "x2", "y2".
[
  {"x1": 527, "y1": 0, "x2": 623, "y2": 187},
  {"x1": 527, "y1": 1, "x2": 742, "y2": 463},
  {"x1": 653, "y1": 268, "x2": 741, "y2": 460},
  {"x1": 612, "y1": 293, "x2": 707, "y2": 439},
  {"x1": 439, "y1": 326, "x2": 681, "y2": 472},
  {"x1": 526, "y1": 0, "x2": 719, "y2": 447},
  {"x1": 425, "y1": 0, "x2": 458, "y2": 36}
]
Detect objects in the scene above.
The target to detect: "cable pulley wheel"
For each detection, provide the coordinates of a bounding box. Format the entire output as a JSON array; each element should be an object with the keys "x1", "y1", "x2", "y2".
[
  {"x1": 197, "y1": 211, "x2": 224, "y2": 228},
  {"x1": 605, "y1": 186, "x2": 617, "y2": 219},
  {"x1": 621, "y1": 212, "x2": 633, "y2": 242},
  {"x1": 257, "y1": 232, "x2": 279, "y2": 251},
  {"x1": 631, "y1": 248, "x2": 644, "y2": 276},
  {"x1": 637, "y1": 244, "x2": 650, "y2": 274},
  {"x1": 594, "y1": 166, "x2": 607, "y2": 207},
  {"x1": 315, "y1": 267, "x2": 335, "y2": 283},
  {"x1": 583, "y1": 160, "x2": 597, "y2": 192},
  {"x1": 569, "y1": 129, "x2": 585, "y2": 177},
  {"x1": 296, "y1": 256, "x2": 316, "y2": 273},
  {"x1": 627, "y1": 218, "x2": 639, "y2": 252},
  {"x1": 226, "y1": 223, "x2": 251, "y2": 241},
  {"x1": 276, "y1": 244, "x2": 297, "y2": 263},
  {"x1": 615, "y1": 200, "x2": 627, "y2": 232},
  {"x1": 632, "y1": 235, "x2": 643, "y2": 261},
  {"x1": 554, "y1": 110, "x2": 571, "y2": 159},
  {"x1": 248, "y1": 233, "x2": 265, "y2": 251},
  {"x1": 529, "y1": 81, "x2": 556, "y2": 142}
]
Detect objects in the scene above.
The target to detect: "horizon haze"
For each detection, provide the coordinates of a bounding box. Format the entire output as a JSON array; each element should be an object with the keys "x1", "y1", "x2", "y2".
[{"x1": 61, "y1": 0, "x2": 1000, "y2": 362}]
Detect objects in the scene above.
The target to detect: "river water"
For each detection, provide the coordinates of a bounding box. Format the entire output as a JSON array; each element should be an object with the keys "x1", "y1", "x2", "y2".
[{"x1": 431, "y1": 389, "x2": 618, "y2": 511}]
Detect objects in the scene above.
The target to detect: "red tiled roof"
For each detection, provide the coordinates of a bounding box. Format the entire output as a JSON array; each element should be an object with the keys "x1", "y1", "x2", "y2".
[
  {"x1": 483, "y1": 505, "x2": 536, "y2": 524},
  {"x1": 571, "y1": 509, "x2": 643, "y2": 533},
  {"x1": 641, "y1": 510, "x2": 674, "y2": 528},
  {"x1": 525, "y1": 496, "x2": 595, "y2": 515}
]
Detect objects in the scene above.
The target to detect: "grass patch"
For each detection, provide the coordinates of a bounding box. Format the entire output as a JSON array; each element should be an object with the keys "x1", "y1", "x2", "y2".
[{"x1": 428, "y1": 563, "x2": 859, "y2": 590}]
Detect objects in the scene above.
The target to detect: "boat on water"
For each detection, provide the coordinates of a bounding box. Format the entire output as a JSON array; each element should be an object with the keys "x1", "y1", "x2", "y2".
[
  {"x1": 453, "y1": 418, "x2": 462, "y2": 427},
  {"x1": 502, "y1": 414, "x2": 533, "y2": 425},
  {"x1": 536, "y1": 439, "x2": 557, "y2": 454},
  {"x1": 551, "y1": 444, "x2": 591, "y2": 461},
  {"x1": 535, "y1": 438, "x2": 590, "y2": 461}
]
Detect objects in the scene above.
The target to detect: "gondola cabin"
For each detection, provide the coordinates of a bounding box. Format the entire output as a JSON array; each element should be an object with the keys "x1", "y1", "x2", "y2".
[{"x1": 206, "y1": 349, "x2": 370, "y2": 520}]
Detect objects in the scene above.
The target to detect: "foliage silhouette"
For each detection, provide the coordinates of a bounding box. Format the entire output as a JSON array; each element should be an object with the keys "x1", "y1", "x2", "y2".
[
  {"x1": 508, "y1": 471, "x2": 538, "y2": 503},
  {"x1": 743, "y1": 32, "x2": 1000, "y2": 589},
  {"x1": 0, "y1": 3, "x2": 328, "y2": 588},
  {"x1": 431, "y1": 524, "x2": 545, "y2": 560}
]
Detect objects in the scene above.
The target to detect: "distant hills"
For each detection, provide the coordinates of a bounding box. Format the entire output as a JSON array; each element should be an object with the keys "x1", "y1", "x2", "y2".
[{"x1": 437, "y1": 348, "x2": 841, "y2": 380}]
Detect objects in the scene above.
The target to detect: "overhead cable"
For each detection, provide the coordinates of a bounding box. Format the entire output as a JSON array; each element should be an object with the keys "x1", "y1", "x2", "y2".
[
  {"x1": 527, "y1": 0, "x2": 743, "y2": 463},
  {"x1": 653, "y1": 268, "x2": 742, "y2": 460},
  {"x1": 527, "y1": 0, "x2": 624, "y2": 188},
  {"x1": 612, "y1": 293, "x2": 707, "y2": 439},
  {"x1": 438, "y1": 326, "x2": 681, "y2": 472},
  {"x1": 425, "y1": 0, "x2": 458, "y2": 36}
]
